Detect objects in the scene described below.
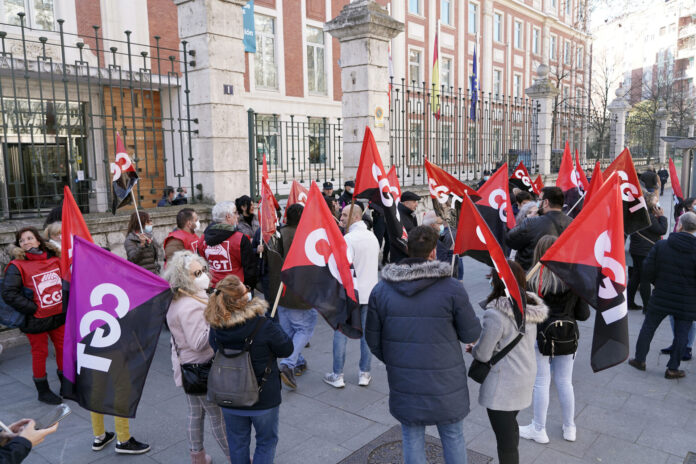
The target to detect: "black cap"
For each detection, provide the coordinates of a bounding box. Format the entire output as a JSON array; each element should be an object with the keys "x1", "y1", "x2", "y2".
[
  {"x1": 401, "y1": 191, "x2": 421, "y2": 202},
  {"x1": 344, "y1": 180, "x2": 355, "y2": 188},
  {"x1": 323, "y1": 182, "x2": 333, "y2": 190}
]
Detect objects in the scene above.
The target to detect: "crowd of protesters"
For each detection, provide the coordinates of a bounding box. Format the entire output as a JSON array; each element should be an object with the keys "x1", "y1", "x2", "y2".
[{"x1": 1, "y1": 162, "x2": 695, "y2": 464}]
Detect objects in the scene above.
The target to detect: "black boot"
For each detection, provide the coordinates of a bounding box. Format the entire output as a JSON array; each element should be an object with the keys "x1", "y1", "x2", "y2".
[
  {"x1": 33, "y1": 376, "x2": 62, "y2": 404},
  {"x1": 57, "y1": 369, "x2": 65, "y2": 397}
]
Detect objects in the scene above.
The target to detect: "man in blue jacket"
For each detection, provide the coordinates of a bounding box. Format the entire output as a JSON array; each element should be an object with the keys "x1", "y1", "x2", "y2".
[{"x1": 366, "y1": 226, "x2": 482, "y2": 464}]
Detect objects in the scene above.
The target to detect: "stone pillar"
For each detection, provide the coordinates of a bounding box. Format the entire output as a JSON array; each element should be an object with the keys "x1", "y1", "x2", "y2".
[
  {"x1": 607, "y1": 87, "x2": 631, "y2": 160},
  {"x1": 174, "y1": 0, "x2": 249, "y2": 203},
  {"x1": 325, "y1": 1, "x2": 403, "y2": 180},
  {"x1": 525, "y1": 64, "x2": 559, "y2": 175},
  {"x1": 481, "y1": 2, "x2": 494, "y2": 94},
  {"x1": 542, "y1": 20, "x2": 551, "y2": 66},
  {"x1": 655, "y1": 106, "x2": 669, "y2": 165}
]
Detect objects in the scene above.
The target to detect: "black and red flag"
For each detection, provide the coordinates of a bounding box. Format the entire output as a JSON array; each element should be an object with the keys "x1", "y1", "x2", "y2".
[
  {"x1": 541, "y1": 174, "x2": 629, "y2": 372},
  {"x1": 556, "y1": 141, "x2": 581, "y2": 194},
  {"x1": 259, "y1": 154, "x2": 280, "y2": 243},
  {"x1": 62, "y1": 237, "x2": 173, "y2": 417},
  {"x1": 584, "y1": 160, "x2": 604, "y2": 206},
  {"x1": 574, "y1": 150, "x2": 590, "y2": 193},
  {"x1": 110, "y1": 133, "x2": 138, "y2": 214},
  {"x1": 669, "y1": 158, "x2": 684, "y2": 204},
  {"x1": 533, "y1": 175, "x2": 544, "y2": 194},
  {"x1": 386, "y1": 165, "x2": 402, "y2": 202},
  {"x1": 281, "y1": 182, "x2": 362, "y2": 338},
  {"x1": 283, "y1": 180, "x2": 309, "y2": 222},
  {"x1": 61, "y1": 186, "x2": 94, "y2": 282},
  {"x1": 426, "y1": 158, "x2": 480, "y2": 209},
  {"x1": 475, "y1": 163, "x2": 515, "y2": 248},
  {"x1": 604, "y1": 148, "x2": 650, "y2": 234},
  {"x1": 454, "y1": 193, "x2": 525, "y2": 330},
  {"x1": 509, "y1": 161, "x2": 539, "y2": 196}
]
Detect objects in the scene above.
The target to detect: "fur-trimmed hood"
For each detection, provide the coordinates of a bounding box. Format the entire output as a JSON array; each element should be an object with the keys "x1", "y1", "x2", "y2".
[
  {"x1": 9, "y1": 242, "x2": 61, "y2": 260},
  {"x1": 485, "y1": 292, "x2": 549, "y2": 325},
  {"x1": 381, "y1": 258, "x2": 454, "y2": 297},
  {"x1": 218, "y1": 297, "x2": 268, "y2": 328}
]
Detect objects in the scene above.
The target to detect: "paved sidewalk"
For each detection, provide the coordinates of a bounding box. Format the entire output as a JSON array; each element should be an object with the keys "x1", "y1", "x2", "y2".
[{"x1": 1, "y1": 250, "x2": 695, "y2": 463}]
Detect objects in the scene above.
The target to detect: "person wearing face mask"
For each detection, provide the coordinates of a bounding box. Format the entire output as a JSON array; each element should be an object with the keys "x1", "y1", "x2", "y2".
[
  {"x1": 234, "y1": 195, "x2": 260, "y2": 239},
  {"x1": 164, "y1": 208, "x2": 201, "y2": 264},
  {"x1": 43, "y1": 222, "x2": 62, "y2": 251},
  {"x1": 477, "y1": 170, "x2": 492, "y2": 189},
  {"x1": 338, "y1": 180, "x2": 360, "y2": 210},
  {"x1": 124, "y1": 212, "x2": 161, "y2": 274},
  {"x1": 163, "y1": 251, "x2": 230, "y2": 464},
  {"x1": 422, "y1": 211, "x2": 459, "y2": 278},
  {"x1": 1, "y1": 227, "x2": 65, "y2": 404}
]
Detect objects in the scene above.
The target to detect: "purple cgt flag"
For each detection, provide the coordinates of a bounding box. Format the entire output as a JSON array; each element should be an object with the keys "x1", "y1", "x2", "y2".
[{"x1": 62, "y1": 237, "x2": 173, "y2": 418}]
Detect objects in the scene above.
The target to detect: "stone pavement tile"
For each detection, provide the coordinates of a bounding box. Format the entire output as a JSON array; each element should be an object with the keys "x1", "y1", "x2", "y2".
[
  {"x1": 285, "y1": 369, "x2": 334, "y2": 398},
  {"x1": 339, "y1": 421, "x2": 391, "y2": 452},
  {"x1": 604, "y1": 365, "x2": 672, "y2": 400},
  {"x1": 86, "y1": 453, "x2": 161, "y2": 464},
  {"x1": 274, "y1": 421, "x2": 314, "y2": 455},
  {"x1": 575, "y1": 404, "x2": 649, "y2": 442},
  {"x1": 354, "y1": 396, "x2": 399, "y2": 426},
  {"x1": 665, "y1": 454, "x2": 688, "y2": 464},
  {"x1": 0, "y1": 370, "x2": 16, "y2": 386},
  {"x1": 466, "y1": 427, "x2": 544, "y2": 464},
  {"x1": 136, "y1": 368, "x2": 181, "y2": 406},
  {"x1": 572, "y1": 379, "x2": 630, "y2": 410},
  {"x1": 544, "y1": 426, "x2": 599, "y2": 459},
  {"x1": 18, "y1": 451, "x2": 51, "y2": 464},
  {"x1": 32, "y1": 418, "x2": 98, "y2": 464},
  {"x1": 636, "y1": 422, "x2": 696, "y2": 458},
  {"x1": 275, "y1": 436, "x2": 352, "y2": 464},
  {"x1": 585, "y1": 434, "x2": 672, "y2": 464},
  {"x1": 622, "y1": 393, "x2": 692, "y2": 427},
  {"x1": 314, "y1": 381, "x2": 385, "y2": 414},
  {"x1": 531, "y1": 448, "x2": 591, "y2": 464},
  {"x1": 149, "y1": 436, "x2": 227, "y2": 464},
  {"x1": 125, "y1": 403, "x2": 190, "y2": 454}
]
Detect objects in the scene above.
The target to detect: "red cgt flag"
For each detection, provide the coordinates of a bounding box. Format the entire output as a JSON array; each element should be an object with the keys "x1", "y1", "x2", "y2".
[
  {"x1": 386, "y1": 166, "x2": 401, "y2": 202},
  {"x1": 669, "y1": 158, "x2": 684, "y2": 203},
  {"x1": 509, "y1": 161, "x2": 538, "y2": 196},
  {"x1": 574, "y1": 149, "x2": 590, "y2": 192},
  {"x1": 281, "y1": 182, "x2": 362, "y2": 338},
  {"x1": 556, "y1": 141, "x2": 580, "y2": 193},
  {"x1": 476, "y1": 164, "x2": 515, "y2": 249},
  {"x1": 454, "y1": 194, "x2": 525, "y2": 330},
  {"x1": 584, "y1": 160, "x2": 604, "y2": 206},
  {"x1": 61, "y1": 186, "x2": 94, "y2": 282},
  {"x1": 425, "y1": 158, "x2": 480, "y2": 209},
  {"x1": 533, "y1": 175, "x2": 544, "y2": 194},
  {"x1": 259, "y1": 154, "x2": 280, "y2": 243},
  {"x1": 604, "y1": 148, "x2": 650, "y2": 235},
  {"x1": 541, "y1": 174, "x2": 629, "y2": 372},
  {"x1": 283, "y1": 180, "x2": 309, "y2": 222}
]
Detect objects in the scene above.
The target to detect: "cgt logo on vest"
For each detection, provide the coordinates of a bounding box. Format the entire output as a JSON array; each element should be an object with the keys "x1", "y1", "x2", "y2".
[
  {"x1": 205, "y1": 243, "x2": 232, "y2": 271},
  {"x1": 31, "y1": 269, "x2": 63, "y2": 308}
]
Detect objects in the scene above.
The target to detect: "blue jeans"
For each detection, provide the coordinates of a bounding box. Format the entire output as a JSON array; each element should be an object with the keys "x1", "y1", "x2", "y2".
[
  {"x1": 222, "y1": 407, "x2": 279, "y2": 464},
  {"x1": 635, "y1": 309, "x2": 691, "y2": 370},
  {"x1": 278, "y1": 307, "x2": 317, "y2": 369},
  {"x1": 668, "y1": 316, "x2": 696, "y2": 349},
  {"x1": 333, "y1": 305, "x2": 371, "y2": 374},
  {"x1": 401, "y1": 420, "x2": 468, "y2": 464}
]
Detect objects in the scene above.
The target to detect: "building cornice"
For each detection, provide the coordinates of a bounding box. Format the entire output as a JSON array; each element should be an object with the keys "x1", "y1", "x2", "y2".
[{"x1": 503, "y1": 0, "x2": 590, "y2": 39}]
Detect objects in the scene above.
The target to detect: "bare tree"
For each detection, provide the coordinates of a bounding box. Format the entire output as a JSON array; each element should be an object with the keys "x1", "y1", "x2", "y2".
[{"x1": 586, "y1": 53, "x2": 619, "y2": 159}]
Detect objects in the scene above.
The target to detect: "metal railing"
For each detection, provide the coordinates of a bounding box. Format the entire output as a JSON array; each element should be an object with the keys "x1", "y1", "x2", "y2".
[{"x1": 0, "y1": 14, "x2": 195, "y2": 218}]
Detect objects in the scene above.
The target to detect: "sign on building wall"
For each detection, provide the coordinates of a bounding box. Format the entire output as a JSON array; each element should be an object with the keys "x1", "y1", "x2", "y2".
[{"x1": 243, "y1": 0, "x2": 256, "y2": 53}]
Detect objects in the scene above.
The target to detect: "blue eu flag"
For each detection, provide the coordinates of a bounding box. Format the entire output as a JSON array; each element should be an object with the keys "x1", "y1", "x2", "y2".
[{"x1": 470, "y1": 45, "x2": 478, "y2": 120}]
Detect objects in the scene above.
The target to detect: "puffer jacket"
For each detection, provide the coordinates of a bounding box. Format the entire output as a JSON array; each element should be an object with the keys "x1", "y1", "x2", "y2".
[
  {"x1": 209, "y1": 298, "x2": 293, "y2": 410},
  {"x1": 642, "y1": 232, "x2": 696, "y2": 320},
  {"x1": 506, "y1": 211, "x2": 572, "y2": 270},
  {"x1": 472, "y1": 293, "x2": 549, "y2": 411},
  {"x1": 124, "y1": 231, "x2": 161, "y2": 274},
  {"x1": 1, "y1": 244, "x2": 66, "y2": 334},
  {"x1": 366, "y1": 258, "x2": 482, "y2": 426},
  {"x1": 629, "y1": 213, "x2": 667, "y2": 257}
]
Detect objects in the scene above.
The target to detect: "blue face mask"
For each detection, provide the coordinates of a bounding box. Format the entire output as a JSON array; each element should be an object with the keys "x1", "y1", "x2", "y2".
[
  {"x1": 144, "y1": 224, "x2": 153, "y2": 234},
  {"x1": 439, "y1": 224, "x2": 445, "y2": 235}
]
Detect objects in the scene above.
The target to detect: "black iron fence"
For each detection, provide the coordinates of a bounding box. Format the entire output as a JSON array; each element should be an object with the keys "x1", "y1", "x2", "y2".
[
  {"x1": 389, "y1": 79, "x2": 538, "y2": 185},
  {"x1": 0, "y1": 14, "x2": 195, "y2": 219}
]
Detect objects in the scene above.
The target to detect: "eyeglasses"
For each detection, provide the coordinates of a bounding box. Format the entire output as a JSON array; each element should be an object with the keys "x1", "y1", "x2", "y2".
[{"x1": 193, "y1": 268, "x2": 208, "y2": 278}]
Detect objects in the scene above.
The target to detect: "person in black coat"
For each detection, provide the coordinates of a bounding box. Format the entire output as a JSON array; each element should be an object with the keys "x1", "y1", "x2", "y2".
[
  {"x1": 205, "y1": 275, "x2": 293, "y2": 464},
  {"x1": 657, "y1": 165, "x2": 669, "y2": 196},
  {"x1": 387, "y1": 192, "x2": 420, "y2": 264},
  {"x1": 627, "y1": 194, "x2": 667, "y2": 310},
  {"x1": 629, "y1": 212, "x2": 696, "y2": 379},
  {"x1": 366, "y1": 226, "x2": 481, "y2": 463}
]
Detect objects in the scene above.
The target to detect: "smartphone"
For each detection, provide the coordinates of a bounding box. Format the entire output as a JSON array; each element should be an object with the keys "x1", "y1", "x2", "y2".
[{"x1": 34, "y1": 404, "x2": 71, "y2": 429}]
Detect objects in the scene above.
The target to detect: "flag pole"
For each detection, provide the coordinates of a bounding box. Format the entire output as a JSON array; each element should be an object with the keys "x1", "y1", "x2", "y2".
[
  {"x1": 566, "y1": 191, "x2": 586, "y2": 216},
  {"x1": 345, "y1": 198, "x2": 356, "y2": 231},
  {"x1": 270, "y1": 282, "x2": 284, "y2": 319},
  {"x1": 130, "y1": 188, "x2": 144, "y2": 234},
  {"x1": 447, "y1": 225, "x2": 457, "y2": 273},
  {"x1": 526, "y1": 261, "x2": 542, "y2": 281}
]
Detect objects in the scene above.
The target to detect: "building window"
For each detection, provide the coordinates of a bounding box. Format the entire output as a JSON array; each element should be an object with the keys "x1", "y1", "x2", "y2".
[
  {"x1": 562, "y1": 86, "x2": 569, "y2": 106},
  {"x1": 532, "y1": 27, "x2": 541, "y2": 54},
  {"x1": 442, "y1": 123, "x2": 452, "y2": 162},
  {"x1": 408, "y1": 0, "x2": 422, "y2": 15},
  {"x1": 441, "y1": 0, "x2": 452, "y2": 25},
  {"x1": 306, "y1": 26, "x2": 326, "y2": 95},
  {"x1": 513, "y1": 74, "x2": 522, "y2": 98},
  {"x1": 441, "y1": 57, "x2": 452, "y2": 88},
  {"x1": 551, "y1": 0, "x2": 557, "y2": 9},
  {"x1": 308, "y1": 117, "x2": 327, "y2": 164},
  {"x1": 563, "y1": 40, "x2": 571, "y2": 65},
  {"x1": 565, "y1": 0, "x2": 571, "y2": 16},
  {"x1": 255, "y1": 114, "x2": 279, "y2": 165},
  {"x1": 469, "y1": 2, "x2": 478, "y2": 34},
  {"x1": 409, "y1": 48, "x2": 422, "y2": 84},
  {"x1": 550, "y1": 35, "x2": 557, "y2": 60},
  {"x1": 468, "y1": 126, "x2": 477, "y2": 160},
  {"x1": 410, "y1": 122, "x2": 422, "y2": 161},
  {"x1": 254, "y1": 15, "x2": 278, "y2": 90},
  {"x1": 493, "y1": 69, "x2": 502, "y2": 98},
  {"x1": 576, "y1": 46, "x2": 583, "y2": 69},
  {"x1": 2, "y1": 0, "x2": 54, "y2": 30},
  {"x1": 575, "y1": 88, "x2": 583, "y2": 105},
  {"x1": 493, "y1": 13, "x2": 503, "y2": 43},
  {"x1": 514, "y1": 21, "x2": 523, "y2": 49},
  {"x1": 512, "y1": 129, "x2": 521, "y2": 149}
]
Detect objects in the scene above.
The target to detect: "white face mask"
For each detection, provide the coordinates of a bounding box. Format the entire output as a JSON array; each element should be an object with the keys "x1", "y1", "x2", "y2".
[
  {"x1": 144, "y1": 224, "x2": 153, "y2": 234},
  {"x1": 246, "y1": 292, "x2": 252, "y2": 302},
  {"x1": 194, "y1": 220, "x2": 201, "y2": 231},
  {"x1": 193, "y1": 273, "x2": 210, "y2": 291}
]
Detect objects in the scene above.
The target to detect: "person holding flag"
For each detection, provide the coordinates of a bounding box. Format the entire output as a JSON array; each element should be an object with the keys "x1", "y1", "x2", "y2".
[{"x1": 366, "y1": 226, "x2": 481, "y2": 464}]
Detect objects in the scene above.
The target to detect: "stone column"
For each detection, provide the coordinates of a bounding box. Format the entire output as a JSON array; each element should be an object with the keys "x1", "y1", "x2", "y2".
[
  {"x1": 542, "y1": 20, "x2": 551, "y2": 67},
  {"x1": 655, "y1": 106, "x2": 669, "y2": 165},
  {"x1": 325, "y1": 1, "x2": 403, "y2": 180},
  {"x1": 481, "y1": 1, "x2": 493, "y2": 94},
  {"x1": 174, "y1": 0, "x2": 248, "y2": 203},
  {"x1": 607, "y1": 87, "x2": 631, "y2": 160},
  {"x1": 525, "y1": 64, "x2": 559, "y2": 175}
]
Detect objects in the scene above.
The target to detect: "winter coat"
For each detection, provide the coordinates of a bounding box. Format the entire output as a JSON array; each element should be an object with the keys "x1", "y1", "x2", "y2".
[
  {"x1": 629, "y1": 213, "x2": 667, "y2": 257},
  {"x1": 209, "y1": 298, "x2": 293, "y2": 410},
  {"x1": 472, "y1": 293, "x2": 549, "y2": 411},
  {"x1": 199, "y1": 222, "x2": 257, "y2": 288},
  {"x1": 506, "y1": 210, "x2": 572, "y2": 270},
  {"x1": 124, "y1": 231, "x2": 161, "y2": 274},
  {"x1": 266, "y1": 226, "x2": 312, "y2": 309},
  {"x1": 236, "y1": 215, "x2": 260, "y2": 239},
  {"x1": 533, "y1": 285, "x2": 590, "y2": 355},
  {"x1": 0, "y1": 437, "x2": 31, "y2": 464},
  {"x1": 435, "y1": 226, "x2": 459, "y2": 277},
  {"x1": 366, "y1": 259, "x2": 482, "y2": 426},
  {"x1": 642, "y1": 232, "x2": 696, "y2": 321},
  {"x1": 167, "y1": 289, "x2": 214, "y2": 388},
  {"x1": 397, "y1": 203, "x2": 418, "y2": 232},
  {"x1": 1, "y1": 244, "x2": 66, "y2": 334}
]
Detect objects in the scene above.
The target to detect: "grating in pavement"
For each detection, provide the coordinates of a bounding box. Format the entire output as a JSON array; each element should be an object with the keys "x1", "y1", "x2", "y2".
[
  {"x1": 684, "y1": 452, "x2": 696, "y2": 464},
  {"x1": 338, "y1": 425, "x2": 493, "y2": 464}
]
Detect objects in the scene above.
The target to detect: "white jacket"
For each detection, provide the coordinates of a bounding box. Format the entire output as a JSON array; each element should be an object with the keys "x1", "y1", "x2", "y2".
[{"x1": 345, "y1": 221, "x2": 380, "y2": 305}]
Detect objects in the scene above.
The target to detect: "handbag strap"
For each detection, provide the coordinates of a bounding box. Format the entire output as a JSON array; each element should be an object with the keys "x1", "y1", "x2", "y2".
[
  {"x1": 243, "y1": 317, "x2": 267, "y2": 351},
  {"x1": 489, "y1": 333, "x2": 524, "y2": 366}
]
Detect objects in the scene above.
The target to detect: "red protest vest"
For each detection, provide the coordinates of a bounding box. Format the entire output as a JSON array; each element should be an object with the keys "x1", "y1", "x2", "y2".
[
  {"x1": 197, "y1": 232, "x2": 244, "y2": 287},
  {"x1": 164, "y1": 229, "x2": 200, "y2": 260},
  {"x1": 9, "y1": 254, "x2": 63, "y2": 319}
]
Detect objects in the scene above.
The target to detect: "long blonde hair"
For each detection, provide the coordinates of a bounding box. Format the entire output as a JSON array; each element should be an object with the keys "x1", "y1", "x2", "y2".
[
  {"x1": 528, "y1": 235, "x2": 568, "y2": 295},
  {"x1": 204, "y1": 275, "x2": 248, "y2": 327}
]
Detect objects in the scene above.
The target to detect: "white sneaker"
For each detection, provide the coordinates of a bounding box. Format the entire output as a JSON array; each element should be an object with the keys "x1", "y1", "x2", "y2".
[
  {"x1": 519, "y1": 423, "x2": 549, "y2": 444},
  {"x1": 562, "y1": 425, "x2": 576, "y2": 442},
  {"x1": 358, "y1": 371, "x2": 372, "y2": 386},
  {"x1": 323, "y1": 373, "x2": 345, "y2": 388}
]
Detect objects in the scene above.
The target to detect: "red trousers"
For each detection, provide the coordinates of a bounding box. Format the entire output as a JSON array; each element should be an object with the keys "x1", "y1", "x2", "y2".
[{"x1": 25, "y1": 325, "x2": 64, "y2": 378}]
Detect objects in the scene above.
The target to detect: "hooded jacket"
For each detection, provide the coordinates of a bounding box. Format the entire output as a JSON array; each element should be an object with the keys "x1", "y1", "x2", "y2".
[
  {"x1": 198, "y1": 222, "x2": 257, "y2": 288},
  {"x1": 1, "y1": 243, "x2": 66, "y2": 334},
  {"x1": 209, "y1": 298, "x2": 293, "y2": 410},
  {"x1": 366, "y1": 258, "x2": 482, "y2": 426},
  {"x1": 472, "y1": 293, "x2": 549, "y2": 411},
  {"x1": 642, "y1": 232, "x2": 696, "y2": 320}
]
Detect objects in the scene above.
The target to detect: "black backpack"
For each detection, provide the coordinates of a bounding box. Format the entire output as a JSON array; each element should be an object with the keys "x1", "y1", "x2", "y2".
[{"x1": 536, "y1": 295, "x2": 579, "y2": 357}]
